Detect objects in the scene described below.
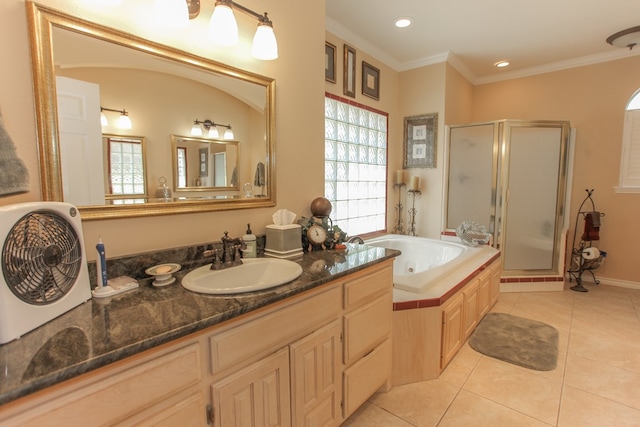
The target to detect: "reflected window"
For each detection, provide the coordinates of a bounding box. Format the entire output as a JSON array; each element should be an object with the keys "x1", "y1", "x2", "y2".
[
  {"x1": 324, "y1": 95, "x2": 388, "y2": 235},
  {"x1": 617, "y1": 90, "x2": 640, "y2": 192},
  {"x1": 105, "y1": 135, "x2": 147, "y2": 197},
  {"x1": 177, "y1": 147, "x2": 187, "y2": 188}
]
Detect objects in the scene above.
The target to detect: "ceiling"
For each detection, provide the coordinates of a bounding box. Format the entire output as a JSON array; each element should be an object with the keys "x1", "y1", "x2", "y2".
[{"x1": 325, "y1": 0, "x2": 640, "y2": 84}]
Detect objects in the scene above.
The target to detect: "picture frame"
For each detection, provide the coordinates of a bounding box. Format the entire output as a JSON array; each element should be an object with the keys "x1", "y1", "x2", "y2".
[
  {"x1": 361, "y1": 61, "x2": 380, "y2": 100},
  {"x1": 403, "y1": 113, "x2": 438, "y2": 168},
  {"x1": 343, "y1": 44, "x2": 356, "y2": 97},
  {"x1": 199, "y1": 147, "x2": 208, "y2": 177},
  {"x1": 325, "y1": 42, "x2": 336, "y2": 83}
]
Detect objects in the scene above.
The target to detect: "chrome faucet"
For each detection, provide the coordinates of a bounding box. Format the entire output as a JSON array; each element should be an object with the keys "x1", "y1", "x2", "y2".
[
  {"x1": 210, "y1": 231, "x2": 247, "y2": 270},
  {"x1": 347, "y1": 235, "x2": 365, "y2": 244}
]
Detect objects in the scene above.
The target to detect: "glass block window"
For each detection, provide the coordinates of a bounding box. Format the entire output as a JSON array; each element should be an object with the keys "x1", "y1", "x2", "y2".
[
  {"x1": 324, "y1": 95, "x2": 388, "y2": 235},
  {"x1": 107, "y1": 137, "x2": 146, "y2": 196},
  {"x1": 177, "y1": 147, "x2": 187, "y2": 188}
]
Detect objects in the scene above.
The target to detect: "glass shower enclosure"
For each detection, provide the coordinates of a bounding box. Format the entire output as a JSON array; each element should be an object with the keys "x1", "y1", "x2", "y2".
[{"x1": 445, "y1": 120, "x2": 571, "y2": 276}]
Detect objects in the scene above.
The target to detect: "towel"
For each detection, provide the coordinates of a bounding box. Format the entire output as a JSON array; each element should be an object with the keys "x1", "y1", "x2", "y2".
[
  {"x1": 254, "y1": 162, "x2": 265, "y2": 187},
  {"x1": 582, "y1": 211, "x2": 600, "y2": 241},
  {"x1": 0, "y1": 111, "x2": 29, "y2": 196}
]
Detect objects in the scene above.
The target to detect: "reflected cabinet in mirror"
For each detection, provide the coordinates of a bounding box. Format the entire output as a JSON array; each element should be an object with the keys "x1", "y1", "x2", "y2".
[{"x1": 26, "y1": 1, "x2": 276, "y2": 220}]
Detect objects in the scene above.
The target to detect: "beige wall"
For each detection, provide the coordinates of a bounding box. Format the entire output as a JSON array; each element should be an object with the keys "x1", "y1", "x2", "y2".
[
  {"x1": 0, "y1": 0, "x2": 325, "y2": 259},
  {"x1": 324, "y1": 32, "x2": 401, "y2": 234},
  {"x1": 471, "y1": 57, "x2": 640, "y2": 283},
  {"x1": 1, "y1": 0, "x2": 637, "y2": 284}
]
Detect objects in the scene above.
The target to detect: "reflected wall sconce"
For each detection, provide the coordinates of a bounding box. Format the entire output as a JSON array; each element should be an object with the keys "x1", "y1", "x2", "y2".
[
  {"x1": 154, "y1": 0, "x2": 278, "y2": 60},
  {"x1": 191, "y1": 118, "x2": 234, "y2": 139},
  {"x1": 100, "y1": 107, "x2": 132, "y2": 129},
  {"x1": 607, "y1": 26, "x2": 640, "y2": 50}
]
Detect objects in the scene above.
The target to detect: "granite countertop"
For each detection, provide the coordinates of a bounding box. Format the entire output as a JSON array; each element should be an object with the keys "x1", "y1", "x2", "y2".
[{"x1": 0, "y1": 244, "x2": 399, "y2": 406}]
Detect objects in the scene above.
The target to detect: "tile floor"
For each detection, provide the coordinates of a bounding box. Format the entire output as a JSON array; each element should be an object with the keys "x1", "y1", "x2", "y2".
[{"x1": 343, "y1": 282, "x2": 640, "y2": 426}]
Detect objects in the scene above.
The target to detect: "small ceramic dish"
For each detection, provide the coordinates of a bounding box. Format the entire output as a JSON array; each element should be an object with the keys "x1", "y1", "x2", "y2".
[{"x1": 145, "y1": 263, "x2": 181, "y2": 287}]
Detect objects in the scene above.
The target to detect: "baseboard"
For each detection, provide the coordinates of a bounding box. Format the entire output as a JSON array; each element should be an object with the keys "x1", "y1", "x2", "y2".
[
  {"x1": 578, "y1": 275, "x2": 640, "y2": 290},
  {"x1": 500, "y1": 280, "x2": 565, "y2": 293}
]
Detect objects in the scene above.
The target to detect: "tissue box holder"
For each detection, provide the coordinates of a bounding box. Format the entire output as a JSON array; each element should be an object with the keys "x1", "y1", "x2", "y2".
[{"x1": 265, "y1": 224, "x2": 303, "y2": 259}]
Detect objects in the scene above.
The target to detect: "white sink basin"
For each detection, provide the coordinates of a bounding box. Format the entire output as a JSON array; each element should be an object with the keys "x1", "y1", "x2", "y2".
[{"x1": 181, "y1": 258, "x2": 303, "y2": 294}]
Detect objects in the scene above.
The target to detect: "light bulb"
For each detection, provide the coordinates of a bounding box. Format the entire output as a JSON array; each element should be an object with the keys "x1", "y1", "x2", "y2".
[
  {"x1": 191, "y1": 123, "x2": 203, "y2": 136},
  {"x1": 209, "y1": 3, "x2": 238, "y2": 46},
  {"x1": 252, "y1": 22, "x2": 278, "y2": 60},
  {"x1": 208, "y1": 127, "x2": 219, "y2": 138},
  {"x1": 153, "y1": 0, "x2": 189, "y2": 29},
  {"x1": 117, "y1": 113, "x2": 132, "y2": 129}
]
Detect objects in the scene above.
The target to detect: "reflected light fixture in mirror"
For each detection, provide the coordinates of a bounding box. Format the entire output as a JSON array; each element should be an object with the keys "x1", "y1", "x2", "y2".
[
  {"x1": 155, "y1": 0, "x2": 278, "y2": 60},
  {"x1": 101, "y1": 107, "x2": 132, "y2": 129},
  {"x1": 191, "y1": 119, "x2": 234, "y2": 139}
]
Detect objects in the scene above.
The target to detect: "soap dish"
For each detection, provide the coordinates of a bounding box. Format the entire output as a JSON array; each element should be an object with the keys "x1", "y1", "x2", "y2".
[{"x1": 145, "y1": 263, "x2": 181, "y2": 287}]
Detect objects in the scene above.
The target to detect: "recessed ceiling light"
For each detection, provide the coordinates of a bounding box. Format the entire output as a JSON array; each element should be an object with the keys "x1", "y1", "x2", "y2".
[
  {"x1": 494, "y1": 60, "x2": 510, "y2": 68},
  {"x1": 394, "y1": 18, "x2": 411, "y2": 28}
]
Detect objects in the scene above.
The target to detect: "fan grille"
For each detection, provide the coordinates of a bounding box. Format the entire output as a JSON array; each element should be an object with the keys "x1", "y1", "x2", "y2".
[{"x1": 2, "y1": 210, "x2": 82, "y2": 305}]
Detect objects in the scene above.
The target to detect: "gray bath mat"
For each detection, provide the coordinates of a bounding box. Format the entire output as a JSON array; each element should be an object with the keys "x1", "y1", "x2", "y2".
[{"x1": 469, "y1": 312, "x2": 559, "y2": 371}]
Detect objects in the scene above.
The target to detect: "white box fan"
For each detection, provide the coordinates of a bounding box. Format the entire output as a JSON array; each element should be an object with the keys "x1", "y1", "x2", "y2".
[{"x1": 0, "y1": 202, "x2": 91, "y2": 344}]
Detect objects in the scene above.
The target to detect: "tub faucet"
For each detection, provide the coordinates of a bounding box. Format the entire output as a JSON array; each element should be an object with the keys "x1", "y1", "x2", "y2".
[{"x1": 347, "y1": 235, "x2": 365, "y2": 244}]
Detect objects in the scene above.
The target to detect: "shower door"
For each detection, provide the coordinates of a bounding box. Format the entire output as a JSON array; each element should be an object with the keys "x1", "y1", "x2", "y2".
[{"x1": 446, "y1": 120, "x2": 570, "y2": 276}]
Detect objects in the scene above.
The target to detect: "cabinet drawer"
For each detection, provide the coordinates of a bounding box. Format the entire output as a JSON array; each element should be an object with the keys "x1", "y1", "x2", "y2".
[
  {"x1": 2, "y1": 343, "x2": 202, "y2": 427},
  {"x1": 210, "y1": 285, "x2": 341, "y2": 374},
  {"x1": 342, "y1": 338, "x2": 391, "y2": 418},
  {"x1": 343, "y1": 294, "x2": 391, "y2": 364},
  {"x1": 343, "y1": 262, "x2": 392, "y2": 310}
]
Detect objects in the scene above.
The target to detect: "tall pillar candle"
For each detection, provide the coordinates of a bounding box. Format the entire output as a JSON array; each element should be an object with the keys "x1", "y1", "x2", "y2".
[
  {"x1": 396, "y1": 170, "x2": 404, "y2": 185},
  {"x1": 409, "y1": 176, "x2": 420, "y2": 191}
]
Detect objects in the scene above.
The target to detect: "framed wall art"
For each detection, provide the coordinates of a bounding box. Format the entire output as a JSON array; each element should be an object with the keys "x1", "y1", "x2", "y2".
[
  {"x1": 325, "y1": 42, "x2": 336, "y2": 83},
  {"x1": 362, "y1": 61, "x2": 380, "y2": 100},
  {"x1": 343, "y1": 44, "x2": 356, "y2": 97},
  {"x1": 403, "y1": 113, "x2": 438, "y2": 168}
]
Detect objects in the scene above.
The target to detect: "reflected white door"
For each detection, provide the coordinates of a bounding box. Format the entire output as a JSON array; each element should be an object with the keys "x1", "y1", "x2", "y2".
[{"x1": 56, "y1": 76, "x2": 105, "y2": 206}]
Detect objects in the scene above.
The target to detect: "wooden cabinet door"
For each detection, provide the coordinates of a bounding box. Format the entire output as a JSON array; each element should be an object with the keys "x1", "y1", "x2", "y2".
[
  {"x1": 477, "y1": 268, "x2": 492, "y2": 319},
  {"x1": 490, "y1": 260, "x2": 502, "y2": 307},
  {"x1": 462, "y1": 279, "x2": 480, "y2": 340},
  {"x1": 290, "y1": 320, "x2": 341, "y2": 427},
  {"x1": 441, "y1": 292, "x2": 464, "y2": 369},
  {"x1": 212, "y1": 347, "x2": 291, "y2": 427}
]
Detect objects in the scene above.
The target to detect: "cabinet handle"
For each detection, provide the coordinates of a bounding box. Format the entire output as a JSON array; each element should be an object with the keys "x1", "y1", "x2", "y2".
[{"x1": 206, "y1": 404, "x2": 214, "y2": 425}]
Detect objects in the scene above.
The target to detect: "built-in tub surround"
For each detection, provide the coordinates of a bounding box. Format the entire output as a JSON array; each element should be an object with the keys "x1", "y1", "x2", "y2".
[
  {"x1": 0, "y1": 244, "x2": 398, "y2": 406},
  {"x1": 366, "y1": 234, "x2": 499, "y2": 305},
  {"x1": 366, "y1": 234, "x2": 501, "y2": 386}
]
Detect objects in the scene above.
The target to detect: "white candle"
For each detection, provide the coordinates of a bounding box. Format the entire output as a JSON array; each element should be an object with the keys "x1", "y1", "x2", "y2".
[
  {"x1": 409, "y1": 176, "x2": 420, "y2": 191},
  {"x1": 396, "y1": 170, "x2": 404, "y2": 185}
]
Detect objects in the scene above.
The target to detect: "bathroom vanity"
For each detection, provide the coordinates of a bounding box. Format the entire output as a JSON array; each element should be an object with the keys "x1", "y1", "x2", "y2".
[{"x1": 0, "y1": 245, "x2": 396, "y2": 426}]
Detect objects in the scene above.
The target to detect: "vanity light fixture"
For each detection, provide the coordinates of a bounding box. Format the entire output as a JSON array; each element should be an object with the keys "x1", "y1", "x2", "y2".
[
  {"x1": 101, "y1": 107, "x2": 132, "y2": 129},
  {"x1": 607, "y1": 26, "x2": 640, "y2": 50},
  {"x1": 192, "y1": 119, "x2": 234, "y2": 139},
  {"x1": 155, "y1": 0, "x2": 278, "y2": 60}
]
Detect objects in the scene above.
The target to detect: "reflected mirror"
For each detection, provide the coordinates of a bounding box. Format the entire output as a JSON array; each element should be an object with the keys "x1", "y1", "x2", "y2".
[
  {"x1": 171, "y1": 135, "x2": 239, "y2": 192},
  {"x1": 27, "y1": 2, "x2": 275, "y2": 220}
]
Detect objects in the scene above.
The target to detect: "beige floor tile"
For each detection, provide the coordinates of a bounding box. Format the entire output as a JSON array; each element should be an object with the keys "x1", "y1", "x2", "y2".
[
  {"x1": 369, "y1": 378, "x2": 459, "y2": 427},
  {"x1": 438, "y1": 389, "x2": 552, "y2": 427},
  {"x1": 439, "y1": 342, "x2": 482, "y2": 388},
  {"x1": 569, "y1": 308, "x2": 640, "y2": 345},
  {"x1": 558, "y1": 385, "x2": 640, "y2": 427},
  {"x1": 342, "y1": 401, "x2": 414, "y2": 427},
  {"x1": 490, "y1": 292, "x2": 520, "y2": 313},
  {"x1": 568, "y1": 330, "x2": 640, "y2": 374},
  {"x1": 564, "y1": 353, "x2": 640, "y2": 410},
  {"x1": 463, "y1": 356, "x2": 562, "y2": 425}
]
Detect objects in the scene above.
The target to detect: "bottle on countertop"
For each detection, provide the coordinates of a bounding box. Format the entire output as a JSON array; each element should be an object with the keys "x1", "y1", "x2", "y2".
[{"x1": 242, "y1": 223, "x2": 257, "y2": 258}]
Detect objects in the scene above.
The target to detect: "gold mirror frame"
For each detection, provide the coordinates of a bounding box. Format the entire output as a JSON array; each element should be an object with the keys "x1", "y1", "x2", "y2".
[{"x1": 26, "y1": 2, "x2": 276, "y2": 220}]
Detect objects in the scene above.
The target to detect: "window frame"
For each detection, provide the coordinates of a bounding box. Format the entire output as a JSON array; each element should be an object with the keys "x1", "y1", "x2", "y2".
[{"x1": 616, "y1": 89, "x2": 640, "y2": 193}]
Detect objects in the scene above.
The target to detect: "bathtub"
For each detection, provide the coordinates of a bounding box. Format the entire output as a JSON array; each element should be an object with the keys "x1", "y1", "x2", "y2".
[{"x1": 366, "y1": 234, "x2": 499, "y2": 301}]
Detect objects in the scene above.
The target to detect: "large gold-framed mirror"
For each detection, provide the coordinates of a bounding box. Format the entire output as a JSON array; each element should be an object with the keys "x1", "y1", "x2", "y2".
[{"x1": 26, "y1": 2, "x2": 275, "y2": 220}]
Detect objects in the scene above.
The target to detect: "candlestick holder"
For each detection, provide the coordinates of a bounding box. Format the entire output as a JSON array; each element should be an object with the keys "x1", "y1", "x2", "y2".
[
  {"x1": 392, "y1": 183, "x2": 405, "y2": 234},
  {"x1": 407, "y1": 189, "x2": 421, "y2": 236}
]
